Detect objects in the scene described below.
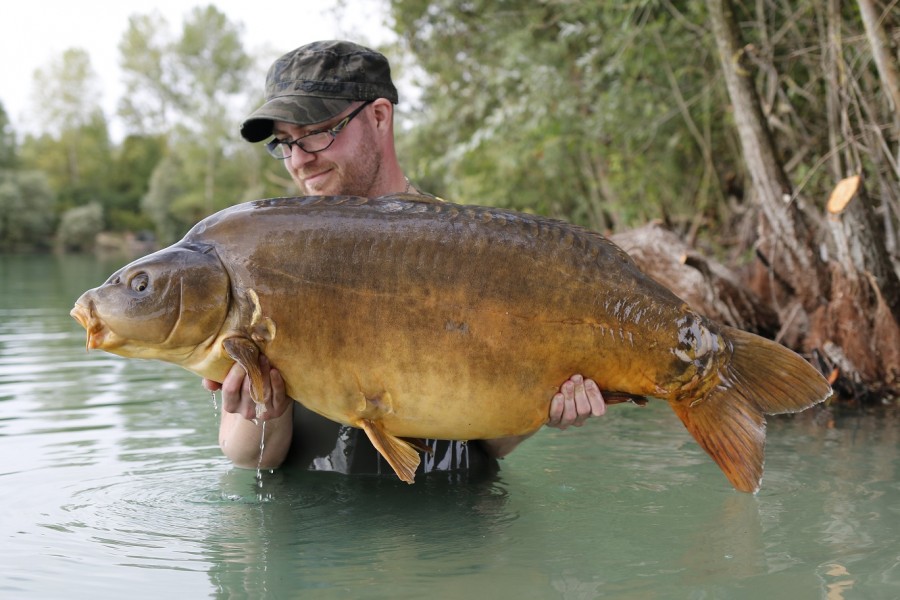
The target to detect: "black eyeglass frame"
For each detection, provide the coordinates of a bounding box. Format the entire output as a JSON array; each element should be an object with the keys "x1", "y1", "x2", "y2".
[{"x1": 265, "y1": 100, "x2": 374, "y2": 159}]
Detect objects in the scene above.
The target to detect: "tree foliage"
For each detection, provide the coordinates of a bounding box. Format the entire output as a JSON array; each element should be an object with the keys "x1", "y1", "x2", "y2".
[
  {"x1": 2, "y1": 4, "x2": 268, "y2": 250},
  {"x1": 118, "y1": 11, "x2": 174, "y2": 135},
  {"x1": 141, "y1": 153, "x2": 186, "y2": 246},
  {"x1": 18, "y1": 112, "x2": 114, "y2": 213},
  {"x1": 105, "y1": 133, "x2": 167, "y2": 232},
  {"x1": 0, "y1": 102, "x2": 16, "y2": 169},
  {"x1": 30, "y1": 48, "x2": 103, "y2": 133},
  {"x1": 20, "y1": 49, "x2": 115, "y2": 214},
  {"x1": 388, "y1": 0, "x2": 899, "y2": 258},
  {"x1": 120, "y1": 5, "x2": 256, "y2": 233},
  {"x1": 389, "y1": 0, "x2": 735, "y2": 233},
  {"x1": 0, "y1": 170, "x2": 56, "y2": 252},
  {"x1": 57, "y1": 202, "x2": 104, "y2": 252}
]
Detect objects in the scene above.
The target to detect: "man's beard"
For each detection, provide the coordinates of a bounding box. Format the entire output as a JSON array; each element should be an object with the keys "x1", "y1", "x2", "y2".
[
  {"x1": 335, "y1": 143, "x2": 383, "y2": 197},
  {"x1": 294, "y1": 131, "x2": 384, "y2": 197}
]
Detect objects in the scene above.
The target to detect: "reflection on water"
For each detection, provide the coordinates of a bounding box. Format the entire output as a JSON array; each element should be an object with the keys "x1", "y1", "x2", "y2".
[
  {"x1": 1, "y1": 254, "x2": 898, "y2": 599},
  {"x1": 205, "y1": 468, "x2": 516, "y2": 597}
]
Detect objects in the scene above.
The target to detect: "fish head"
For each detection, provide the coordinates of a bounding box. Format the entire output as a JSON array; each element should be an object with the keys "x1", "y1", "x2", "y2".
[{"x1": 70, "y1": 243, "x2": 231, "y2": 365}]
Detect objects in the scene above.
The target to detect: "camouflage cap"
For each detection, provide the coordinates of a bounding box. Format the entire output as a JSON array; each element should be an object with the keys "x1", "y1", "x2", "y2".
[{"x1": 240, "y1": 40, "x2": 399, "y2": 143}]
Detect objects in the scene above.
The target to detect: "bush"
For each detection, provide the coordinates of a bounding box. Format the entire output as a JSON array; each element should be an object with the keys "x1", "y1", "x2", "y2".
[
  {"x1": 0, "y1": 170, "x2": 57, "y2": 251},
  {"x1": 57, "y1": 202, "x2": 104, "y2": 252}
]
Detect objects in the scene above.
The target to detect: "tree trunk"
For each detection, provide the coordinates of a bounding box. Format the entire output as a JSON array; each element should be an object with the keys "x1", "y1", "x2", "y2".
[
  {"x1": 826, "y1": 175, "x2": 900, "y2": 322},
  {"x1": 706, "y1": 0, "x2": 900, "y2": 397},
  {"x1": 707, "y1": 0, "x2": 830, "y2": 313},
  {"x1": 857, "y1": 0, "x2": 900, "y2": 117},
  {"x1": 806, "y1": 175, "x2": 900, "y2": 392},
  {"x1": 612, "y1": 223, "x2": 779, "y2": 336}
]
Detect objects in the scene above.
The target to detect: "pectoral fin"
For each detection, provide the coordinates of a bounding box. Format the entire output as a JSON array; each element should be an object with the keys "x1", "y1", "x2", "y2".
[
  {"x1": 222, "y1": 337, "x2": 264, "y2": 405},
  {"x1": 360, "y1": 419, "x2": 421, "y2": 484}
]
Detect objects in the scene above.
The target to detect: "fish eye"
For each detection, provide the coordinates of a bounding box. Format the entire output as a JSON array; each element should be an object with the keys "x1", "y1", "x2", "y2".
[{"x1": 130, "y1": 272, "x2": 150, "y2": 293}]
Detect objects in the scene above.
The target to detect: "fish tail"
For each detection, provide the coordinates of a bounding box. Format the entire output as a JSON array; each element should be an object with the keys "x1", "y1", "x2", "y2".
[{"x1": 670, "y1": 326, "x2": 832, "y2": 493}]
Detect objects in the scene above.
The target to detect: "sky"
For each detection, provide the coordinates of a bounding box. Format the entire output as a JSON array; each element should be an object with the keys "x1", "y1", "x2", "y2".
[{"x1": 0, "y1": 0, "x2": 394, "y2": 138}]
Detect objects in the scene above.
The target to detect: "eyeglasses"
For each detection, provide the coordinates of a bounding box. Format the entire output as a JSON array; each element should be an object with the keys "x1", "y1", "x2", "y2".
[{"x1": 265, "y1": 100, "x2": 373, "y2": 159}]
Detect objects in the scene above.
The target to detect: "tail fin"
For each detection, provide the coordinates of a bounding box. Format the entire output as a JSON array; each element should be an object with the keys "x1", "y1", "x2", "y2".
[{"x1": 670, "y1": 326, "x2": 832, "y2": 493}]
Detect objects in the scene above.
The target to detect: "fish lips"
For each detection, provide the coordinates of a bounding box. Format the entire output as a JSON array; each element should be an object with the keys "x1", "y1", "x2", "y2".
[{"x1": 70, "y1": 298, "x2": 122, "y2": 351}]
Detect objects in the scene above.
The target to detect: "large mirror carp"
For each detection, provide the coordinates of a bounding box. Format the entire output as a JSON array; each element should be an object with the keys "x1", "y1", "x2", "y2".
[{"x1": 71, "y1": 195, "x2": 832, "y2": 492}]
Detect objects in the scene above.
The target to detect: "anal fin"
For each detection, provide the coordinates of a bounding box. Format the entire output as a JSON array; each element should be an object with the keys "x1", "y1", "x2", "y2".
[{"x1": 360, "y1": 419, "x2": 421, "y2": 484}]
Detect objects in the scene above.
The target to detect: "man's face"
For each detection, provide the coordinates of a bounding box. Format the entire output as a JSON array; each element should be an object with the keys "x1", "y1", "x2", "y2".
[{"x1": 272, "y1": 102, "x2": 384, "y2": 197}]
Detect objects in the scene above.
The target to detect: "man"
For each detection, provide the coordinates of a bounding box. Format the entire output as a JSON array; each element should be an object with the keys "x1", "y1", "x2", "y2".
[{"x1": 205, "y1": 40, "x2": 606, "y2": 476}]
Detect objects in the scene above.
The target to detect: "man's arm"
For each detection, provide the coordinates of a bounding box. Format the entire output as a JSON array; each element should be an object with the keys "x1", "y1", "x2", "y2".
[{"x1": 204, "y1": 357, "x2": 294, "y2": 469}]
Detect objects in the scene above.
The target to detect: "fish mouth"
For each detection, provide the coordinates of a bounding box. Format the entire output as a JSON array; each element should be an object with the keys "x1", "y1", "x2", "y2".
[{"x1": 70, "y1": 302, "x2": 110, "y2": 350}]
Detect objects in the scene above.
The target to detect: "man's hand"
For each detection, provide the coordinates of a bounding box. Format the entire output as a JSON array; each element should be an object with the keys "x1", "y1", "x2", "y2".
[
  {"x1": 203, "y1": 355, "x2": 291, "y2": 422},
  {"x1": 547, "y1": 374, "x2": 605, "y2": 429},
  {"x1": 481, "y1": 374, "x2": 606, "y2": 458},
  {"x1": 207, "y1": 355, "x2": 295, "y2": 468}
]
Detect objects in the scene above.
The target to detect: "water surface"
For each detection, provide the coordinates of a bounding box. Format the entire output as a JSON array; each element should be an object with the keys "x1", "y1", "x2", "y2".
[{"x1": 1, "y1": 254, "x2": 897, "y2": 599}]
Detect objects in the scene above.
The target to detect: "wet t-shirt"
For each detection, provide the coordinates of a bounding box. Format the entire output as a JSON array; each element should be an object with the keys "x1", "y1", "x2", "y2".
[{"x1": 285, "y1": 403, "x2": 498, "y2": 478}]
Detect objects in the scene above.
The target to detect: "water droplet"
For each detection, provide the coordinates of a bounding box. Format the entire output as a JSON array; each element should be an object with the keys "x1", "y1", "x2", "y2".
[
  {"x1": 254, "y1": 402, "x2": 267, "y2": 420},
  {"x1": 255, "y1": 421, "x2": 267, "y2": 484}
]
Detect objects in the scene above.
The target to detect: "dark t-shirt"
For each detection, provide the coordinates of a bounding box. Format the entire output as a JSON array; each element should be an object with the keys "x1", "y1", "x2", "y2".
[{"x1": 284, "y1": 403, "x2": 499, "y2": 478}]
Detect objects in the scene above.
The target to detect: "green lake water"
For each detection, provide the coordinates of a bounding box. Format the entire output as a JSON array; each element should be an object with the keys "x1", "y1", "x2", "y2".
[{"x1": 1, "y1": 253, "x2": 898, "y2": 599}]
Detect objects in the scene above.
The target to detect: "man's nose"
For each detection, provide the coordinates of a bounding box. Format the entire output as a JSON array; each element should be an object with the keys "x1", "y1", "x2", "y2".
[{"x1": 287, "y1": 145, "x2": 316, "y2": 168}]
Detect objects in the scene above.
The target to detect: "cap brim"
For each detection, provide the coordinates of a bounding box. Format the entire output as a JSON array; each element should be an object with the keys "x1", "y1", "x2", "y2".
[{"x1": 240, "y1": 96, "x2": 354, "y2": 142}]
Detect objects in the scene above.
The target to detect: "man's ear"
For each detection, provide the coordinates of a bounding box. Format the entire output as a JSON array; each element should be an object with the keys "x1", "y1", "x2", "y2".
[{"x1": 370, "y1": 98, "x2": 394, "y2": 132}]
